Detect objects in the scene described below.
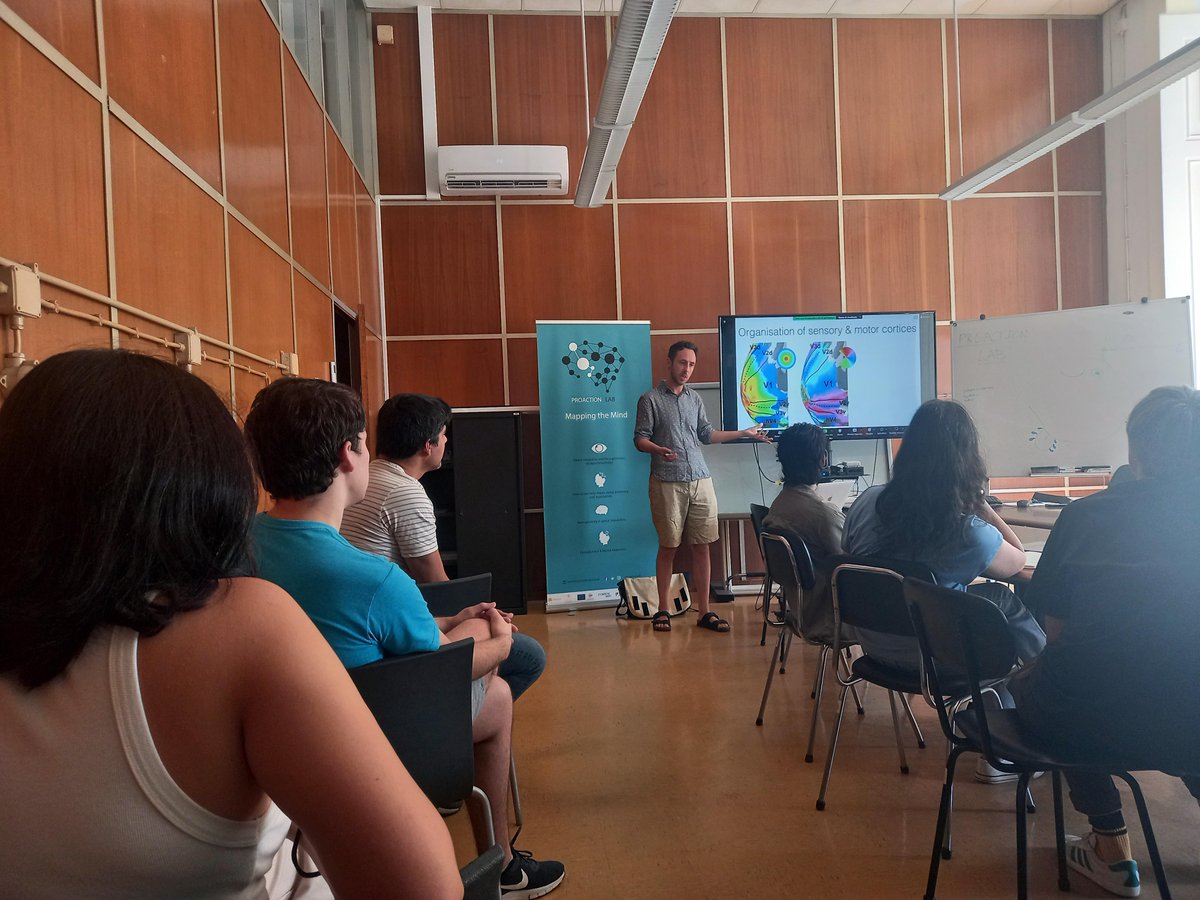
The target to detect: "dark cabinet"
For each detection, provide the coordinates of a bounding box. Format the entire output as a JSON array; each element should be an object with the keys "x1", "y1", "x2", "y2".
[{"x1": 423, "y1": 410, "x2": 527, "y2": 613}]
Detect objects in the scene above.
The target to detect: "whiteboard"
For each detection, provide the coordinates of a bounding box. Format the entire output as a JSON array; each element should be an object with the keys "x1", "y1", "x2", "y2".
[
  {"x1": 692, "y1": 383, "x2": 888, "y2": 515},
  {"x1": 951, "y1": 299, "x2": 1195, "y2": 477}
]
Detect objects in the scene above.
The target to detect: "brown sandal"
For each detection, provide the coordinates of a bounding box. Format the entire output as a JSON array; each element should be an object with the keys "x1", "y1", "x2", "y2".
[
  {"x1": 697, "y1": 611, "x2": 730, "y2": 633},
  {"x1": 651, "y1": 610, "x2": 672, "y2": 632}
]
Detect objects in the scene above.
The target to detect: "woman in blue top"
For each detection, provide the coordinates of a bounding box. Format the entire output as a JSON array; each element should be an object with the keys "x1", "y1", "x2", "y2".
[{"x1": 844, "y1": 400, "x2": 1046, "y2": 693}]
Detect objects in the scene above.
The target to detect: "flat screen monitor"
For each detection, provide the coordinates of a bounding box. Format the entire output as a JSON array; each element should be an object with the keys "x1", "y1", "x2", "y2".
[{"x1": 718, "y1": 311, "x2": 937, "y2": 439}]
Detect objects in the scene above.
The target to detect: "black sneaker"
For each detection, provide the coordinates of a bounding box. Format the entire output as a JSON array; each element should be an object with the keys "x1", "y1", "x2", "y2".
[{"x1": 499, "y1": 849, "x2": 565, "y2": 899}]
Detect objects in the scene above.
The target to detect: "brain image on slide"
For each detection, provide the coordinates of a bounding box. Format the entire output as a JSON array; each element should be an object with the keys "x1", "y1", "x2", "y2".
[
  {"x1": 800, "y1": 341, "x2": 854, "y2": 427},
  {"x1": 739, "y1": 342, "x2": 793, "y2": 428}
]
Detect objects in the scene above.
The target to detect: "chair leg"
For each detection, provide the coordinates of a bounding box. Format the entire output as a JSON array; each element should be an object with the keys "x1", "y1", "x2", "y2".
[
  {"x1": 925, "y1": 746, "x2": 968, "y2": 899},
  {"x1": 835, "y1": 649, "x2": 865, "y2": 713},
  {"x1": 758, "y1": 579, "x2": 772, "y2": 646},
  {"x1": 899, "y1": 692, "x2": 927, "y2": 749},
  {"x1": 1015, "y1": 772, "x2": 1032, "y2": 900},
  {"x1": 779, "y1": 629, "x2": 794, "y2": 674},
  {"x1": 886, "y1": 690, "x2": 911, "y2": 774},
  {"x1": 804, "y1": 645, "x2": 831, "y2": 763},
  {"x1": 1115, "y1": 772, "x2": 1172, "y2": 900},
  {"x1": 509, "y1": 755, "x2": 522, "y2": 829},
  {"x1": 755, "y1": 627, "x2": 786, "y2": 726},
  {"x1": 816, "y1": 682, "x2": 852, "y2": 811},
  {"x1": 467, "y1": 785, "x2": 497, "y2": 852},
  {"x1": 1052, "y1": 771, "x2": 1068, "y2": 892}
]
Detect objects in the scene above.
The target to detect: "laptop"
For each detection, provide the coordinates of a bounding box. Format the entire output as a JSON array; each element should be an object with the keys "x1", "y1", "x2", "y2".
[{"x1": 815, "y1": 480, "x2": 855, "y2": 510}]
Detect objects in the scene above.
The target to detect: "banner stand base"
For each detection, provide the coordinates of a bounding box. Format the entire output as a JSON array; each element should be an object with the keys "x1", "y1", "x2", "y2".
[{"x1": 546, "y1": 587, "x2": 621, "y2": 613}]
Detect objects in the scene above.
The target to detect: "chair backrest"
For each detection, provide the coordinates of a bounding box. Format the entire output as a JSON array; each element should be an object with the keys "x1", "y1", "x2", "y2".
[
  {"x1": 418, "y1": 573, "x2": 493, "y2": 618},
  {"x1": 903, "y1": 576, "x2": 1019, "y2": 756},
  {"x1": 749, "y1": 503, "x2": 770, "y2": 553},
  {"x1": 761, "y1": 530, "x2": 816, "y2": 593},
  {"x1": 902, "y1": 577, "x2": 1017, "y2": 689},
  {"x1": 349, "y1": 638, "x2": 475, "y2": 809},
  {"x1": 828, "y1": 554, "x2": 935, "y2": 638}
]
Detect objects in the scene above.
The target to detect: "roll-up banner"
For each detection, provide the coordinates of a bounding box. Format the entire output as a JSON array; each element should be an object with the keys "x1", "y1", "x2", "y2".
[{"x1": 536, "y1": 321, "x2": 658, "y2": 612}]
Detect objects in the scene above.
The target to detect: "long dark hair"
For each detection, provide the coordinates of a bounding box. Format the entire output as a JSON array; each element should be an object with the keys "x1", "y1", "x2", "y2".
[
  {"x1": 875, "y1": 399, "x2": 988, "y2": 555},
  {"x1": 0, "y1": 350, "x2": 257, "y2": 688}
]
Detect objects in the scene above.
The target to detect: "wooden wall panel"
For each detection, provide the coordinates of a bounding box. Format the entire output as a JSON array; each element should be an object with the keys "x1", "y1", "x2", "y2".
[
  {"x1": 7, "y1": 0, "x2": 98, "y2": 82},
  {"x1": 327, "y1": 124, "x2": 360, "y2": 308},
  {"x1": 843, "y1": 200, "x2": 950, "y2": 319},
  {"x1": 1059, "y1": 196, "x2": 1106, "y2": 309},
  {"x1": 507, "y1": 336, "x2": 539, "y2": 406},
  {"x1": 952, "y1": 197, "x2": 1057, "y2": 320},
  {"x1": 217, "y1": 0, "x2": 288, "y2": 248},
  {"x1": 229, "y1": 219, "x2": 292, "y2": 363},
  {"x1": 0, "y1": 22, "x2": 108, "y2": 294},
  {"x1": 731, "y1": 202, "x2": 841, "y2": 315},
  {"x1": 22, "y1": 285, "x2": 112, "y2": 358},
  {"x1": 726, "y1": 19, "x2": 836, "y2": 198},
  {"x1": 957, "y1": 21, "x2": 1052, "y2": 194},
  {"x1": 231, "y1": 364, "x2": 276, "y2": 421},
  {"x1": 839, "y1": 20, "x2": 946, "y2": 196},
  {"x1": 936, "y1": 323, "x2": 951, "y2": 399},
  {"x1": 387, "y1": 339, "x2": 505, "y2": 407},
  {"x1": 284, "y1": 55, "x2": 330, "y2": 288},
  {"x1": 649, "y1": 332, "x2": 719, "y2": 387},
  {"x1": 434, "y1": 13, "x2": 493, "y2": 147},
  {"x1": 382, "y1": 204, "x2": 500, "y2": 336},
  {"x1": 104, "y1": 0, "x2": 221, "y2": 189},
  {"x1": 619, "y1": 203, "x2": 729, "y2": 329},
  {"x1": 109, "y1": 121, "x2": 227, "y2": 339},
  {"x1": 502, "y1": 205, "x2": 616, "y2": 333},
  {"x1": 1052, "y1": 19, "x2": 1105, "y2": 193},
  {"x1": 493, "y1": 16, "x2": 606, "y2": 197},
  {"x1": 356, "y1": 174, "x2": 381, "y2": 334},
  {"x1": 361, "y1": 325, "x2": 386, "y2": 440},
  {"x1": 619, "y1": 18, "x2": 725, "y2": 199},
  {"x1": 294, "y1": 274, "x2": 334, "y2": 380},
  {"x1": 373, "y1": 12, "x2": 423, "y2": 196}
]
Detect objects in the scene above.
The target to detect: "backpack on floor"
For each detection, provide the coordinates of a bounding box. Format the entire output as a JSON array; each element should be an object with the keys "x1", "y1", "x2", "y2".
[{"x1": 615, "y1": 574, "x2": 692, "y2": 619}]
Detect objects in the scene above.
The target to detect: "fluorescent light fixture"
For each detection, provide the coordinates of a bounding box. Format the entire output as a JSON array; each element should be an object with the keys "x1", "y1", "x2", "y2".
[
  {"x1": 573, "y1": 0, "x2": 680, "y2": 208},
  {"x1": 941, "y1": 35, "x2": 1200, "y2": 201}
]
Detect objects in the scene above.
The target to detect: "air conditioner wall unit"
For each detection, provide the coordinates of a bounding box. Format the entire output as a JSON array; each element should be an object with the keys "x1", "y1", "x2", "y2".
[{"x1": 437, "y1": 145, "x2": 569, "y2": 196}]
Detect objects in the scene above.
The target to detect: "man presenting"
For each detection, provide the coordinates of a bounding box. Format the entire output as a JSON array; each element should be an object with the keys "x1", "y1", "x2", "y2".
[
  {"x1": 633, "y1": 341, "x2": 769, "y2": 633},
  {"x1": 341, "y1": 393, "x2": 546, "y2": 700}
]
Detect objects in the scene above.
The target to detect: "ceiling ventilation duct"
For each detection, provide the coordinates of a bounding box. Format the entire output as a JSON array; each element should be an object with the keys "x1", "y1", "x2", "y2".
[{"x1": 573, "y1": 0, "x2": 680, "y2": 208}]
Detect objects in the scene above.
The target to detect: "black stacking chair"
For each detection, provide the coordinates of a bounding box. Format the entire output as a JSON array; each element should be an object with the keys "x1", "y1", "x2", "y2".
[
  {"x1": 748, "y1": 503, "x2": 780, "y2": 646},
  {"x1": 904, "y1": 576, "x2": 1175, "y2": 900},
  {"x1": 814, "y1": 555, "x2": 935, "y2": 811},
  {"x1": 755, "y1": 531, "x2": 863, "y2": 766},
  {"x1": 349, "y1": 638, "x2": 498, "y2": 853},
  {"x1": 418, "y1": 573, "x2": 522, "y2": 829}
]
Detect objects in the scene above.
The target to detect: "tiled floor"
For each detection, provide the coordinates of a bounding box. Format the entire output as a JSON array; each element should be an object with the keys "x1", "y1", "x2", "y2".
[{"x1": 445, "y1": 598, "x2": 1199, "y2": 898}]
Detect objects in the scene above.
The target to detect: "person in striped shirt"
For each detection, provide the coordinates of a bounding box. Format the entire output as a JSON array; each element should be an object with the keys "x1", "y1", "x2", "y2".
[{"x1": 342, "y1": 394, "x2": 546, "y2": 700}]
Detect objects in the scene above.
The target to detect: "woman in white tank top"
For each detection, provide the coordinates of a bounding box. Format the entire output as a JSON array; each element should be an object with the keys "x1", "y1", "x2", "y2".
[{"x1": 0, "y1": 350, "x2": 461, "y2": 899}]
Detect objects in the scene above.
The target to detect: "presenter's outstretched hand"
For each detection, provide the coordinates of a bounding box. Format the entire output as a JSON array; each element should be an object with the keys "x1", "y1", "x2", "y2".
[{"x1": 741, "y1": 426, "x2": 771, "y2": 443}]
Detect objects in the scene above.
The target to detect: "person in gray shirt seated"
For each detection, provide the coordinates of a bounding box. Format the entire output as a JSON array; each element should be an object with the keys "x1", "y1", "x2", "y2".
[{"x1": 762, "y1": 423, "x2": 844, "y2": 642}]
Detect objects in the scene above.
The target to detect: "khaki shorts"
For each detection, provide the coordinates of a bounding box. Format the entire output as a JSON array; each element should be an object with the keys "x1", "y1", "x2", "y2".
[
  {"x1": 470, "y1": 677, "x2": 486, "y2": 720},
  {"x1": 648, "y1": 476, "x2": 718, "y2": 547}
]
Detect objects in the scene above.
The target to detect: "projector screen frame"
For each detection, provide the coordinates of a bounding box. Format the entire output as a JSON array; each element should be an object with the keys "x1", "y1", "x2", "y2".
[{"x1": 717, "y1": 310, "x2": 938, "y2": 441}]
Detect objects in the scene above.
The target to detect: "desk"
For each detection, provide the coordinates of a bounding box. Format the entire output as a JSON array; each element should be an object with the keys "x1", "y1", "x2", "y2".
[{"x1": 997, "y1": 504, "x2": 1062, "y2": 530}]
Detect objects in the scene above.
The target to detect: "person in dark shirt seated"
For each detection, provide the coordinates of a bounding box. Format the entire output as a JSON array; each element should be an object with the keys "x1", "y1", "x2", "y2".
[
  {"x1": 1014, "y1": 386, "x2": 1200, "y2": 898},
  {"x1": 762, "y1": 423, "x2": 844, "y2": 642}
]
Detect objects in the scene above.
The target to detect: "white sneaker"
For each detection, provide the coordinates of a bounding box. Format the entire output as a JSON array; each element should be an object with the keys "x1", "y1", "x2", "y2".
[
  {"x1": 974, "y1": 756, "x2": 1044, "y2": 784},
  {"x1": 1066, "y1": 833, "x2": 1141, "y2": 897}
]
